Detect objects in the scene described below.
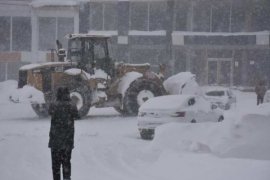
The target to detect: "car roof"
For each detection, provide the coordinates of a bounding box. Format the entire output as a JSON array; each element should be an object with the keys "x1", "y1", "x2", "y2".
[{"x1": 139, "y1": 94, "x2": 195, "y2": 111}]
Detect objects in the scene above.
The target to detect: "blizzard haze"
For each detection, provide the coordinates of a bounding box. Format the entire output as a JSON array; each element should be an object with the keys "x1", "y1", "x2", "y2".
[
  {"x1": 1, "y1": 0, "x2": 270, "y2": 180},
  {"x1": 1, "y1": 80, "x2": 270, "y2": 180}
]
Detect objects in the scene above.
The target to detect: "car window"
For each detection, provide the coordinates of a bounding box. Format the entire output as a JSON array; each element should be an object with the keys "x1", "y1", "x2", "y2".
[{"x1": 205, "y1": 91, "x2": 224, "y2": 96}]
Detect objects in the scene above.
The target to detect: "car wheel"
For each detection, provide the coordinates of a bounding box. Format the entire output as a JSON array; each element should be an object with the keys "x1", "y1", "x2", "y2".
[
  {"x1": 191, "y1": 119, "x2": 196, "y2": 123},
  {"x1": 218, "y1": 115, "x2": 224, "y2": 122},
  {"x1": 140, "y1": 129, "x2": 155, "y2": 140}
]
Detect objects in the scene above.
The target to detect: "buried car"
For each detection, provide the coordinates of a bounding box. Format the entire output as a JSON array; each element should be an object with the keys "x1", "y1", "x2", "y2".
[
  {"x1": 137, "y1": 94, "x2": 224, "y2": 140},
  {"x1": 264, "y1": 90, "x2": 270, "y2": 103},
  {"x1": 201, "y1": 86, "x2": 236, "y2": 110}
]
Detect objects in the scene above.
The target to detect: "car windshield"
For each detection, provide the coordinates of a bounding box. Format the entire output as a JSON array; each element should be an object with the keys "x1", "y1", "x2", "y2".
[{"x1": 205, "y1": 91, "x2": 225, "y2": 96}]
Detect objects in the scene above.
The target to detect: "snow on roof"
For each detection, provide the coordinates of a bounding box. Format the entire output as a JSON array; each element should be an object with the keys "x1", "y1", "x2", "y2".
[
  {"x1": 31, "y1": 0, "x2": 170, "y2": 7},
  {"x1": 139, "y1": 94, "x2": 193, "y2": 111},
  {"x1": 129, "y1": 30, "x2": 166, "y2": 36},
  {"x1": 88, "y1": 31, "x2": 118, "y2": 36},
  {"x1": 31, "y1": 0, "x2": 78, "y2": 7},
  {"x1": 66, "y1": 33, "x2": 112, "y2": 39},
  {"x1": 172, "y1": 31, "x2": 270, "y2": 37}
]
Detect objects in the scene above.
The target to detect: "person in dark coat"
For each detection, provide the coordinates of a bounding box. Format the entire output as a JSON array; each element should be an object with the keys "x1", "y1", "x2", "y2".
[
  {"x1": 48, "y1": 87, "x2": 79, "y2": 180},
  {"x1": 255, "y1": 80, "x2": 267, "y2": 105}
]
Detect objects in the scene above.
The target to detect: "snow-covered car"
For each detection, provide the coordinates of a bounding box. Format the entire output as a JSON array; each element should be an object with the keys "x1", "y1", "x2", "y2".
[
  {"x1": 264, "y1": 90, "x2": 270, "y2": 103},
  {"x1": 137, "y1": 94, "x2": 224, "y2": 140},
  {"x1": 201, "y1": 86, "x2": 236, "y2": 110},
  {"x1": 163, "y1": 72, "x2": 199, "y2": 95}
]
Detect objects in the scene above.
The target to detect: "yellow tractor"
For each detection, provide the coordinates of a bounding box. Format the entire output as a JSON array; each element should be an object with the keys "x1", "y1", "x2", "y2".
[{"x1": 18, "y1": 34, "x2": 166, "y2": 118}]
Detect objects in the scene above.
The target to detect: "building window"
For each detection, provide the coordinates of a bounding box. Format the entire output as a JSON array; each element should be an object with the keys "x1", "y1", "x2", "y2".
[
  {"x1": 130, "y1": 2, "x2": 167, "y2": 31},
  {"x1": 149, "y1": 2, "x2": 166, "y2": 30},
  {"x1": 12, "y1": 17, "x2": 31, "y2": 51},
  {"x1": 89, "y1": 2, "x2": 103, "y2": 30},
  {"x1": 211, "y1": 2, "x2": 231, "y2": 32},
  {"x1": 174, "y1": 1, "x2": 189, "y2": 31},
  {"x1": 130, "y1": 2, "x2": 148, "y2": 31},
  {"x1": 57, "y1": 17, "x2": 74, "y2": 48},
  {"x1": 193, "y1": 1, "x2": 211, "y2": 32},
  {"x1": 89, "y1": 2, "x2": 117, "y2": 31},
  {"x1": 39, "y1": 17, "x2": 56, "y2": 51},
  {"x1": 252, "y1": 1, "x2": 270, "y2": 31},
  {"x1": 39, "y1": 17, "x2": 74, "y2": 51},
  {"x1": 0, "y1": 16, "x2": 11, "y2": 51},
  {"x1": 104, "y1": 2, "x2": 117, "y2": 30}
]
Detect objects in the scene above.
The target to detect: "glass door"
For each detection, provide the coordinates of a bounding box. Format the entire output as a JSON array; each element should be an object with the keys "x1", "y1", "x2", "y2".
[{"x1": 208, "y1": 58, "x2": 232, "y2": 85}]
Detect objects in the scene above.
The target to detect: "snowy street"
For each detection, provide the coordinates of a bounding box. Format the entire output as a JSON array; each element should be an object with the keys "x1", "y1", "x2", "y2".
[{"x1": 0, "y1": 81, "x2": 270, "y2": 180}]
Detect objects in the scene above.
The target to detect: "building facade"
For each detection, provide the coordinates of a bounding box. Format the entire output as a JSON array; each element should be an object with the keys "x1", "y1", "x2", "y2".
[{"x1": 0, "y1": 0, "x2": 269, "y2": 87}]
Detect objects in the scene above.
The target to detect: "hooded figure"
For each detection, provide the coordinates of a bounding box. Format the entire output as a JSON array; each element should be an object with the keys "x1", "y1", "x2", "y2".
[
  {"x1": 48, "y1": 87, "x2": 79, "y2": 180},
  {"x1": 255, "y1": 80, "x2": 267, "y2": 105}
]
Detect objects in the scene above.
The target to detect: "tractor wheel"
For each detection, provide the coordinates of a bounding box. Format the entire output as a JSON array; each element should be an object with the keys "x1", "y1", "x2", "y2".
[
  {"x1": 123, "y1": 79, "x2": 165, "y2": 116},
  {"x1": 31, "y1": 103, "x2": 49, "y2": 118},
  {"x1": 69, "y1": 85, "x2": 92, "y2": 118}
]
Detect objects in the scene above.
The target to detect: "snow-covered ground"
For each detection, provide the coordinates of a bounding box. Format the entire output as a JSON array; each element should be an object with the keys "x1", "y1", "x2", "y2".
[{"x1": 0, "y1": 81, "x2": 270, "y2": 180}]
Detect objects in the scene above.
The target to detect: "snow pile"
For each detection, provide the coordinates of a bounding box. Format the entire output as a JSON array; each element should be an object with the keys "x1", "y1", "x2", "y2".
[
  {"x1": 0, "y1": 84, "x2": 270, "y2": 180},
  {"x1": 151, "y1": 108, "x2": 270, "y2": 160},
  {"x1": 8, "y1": 83, "x2": 45, "y2": 104},
  {"x1": 243, "y1": 102, "x2": 270, "y2": 117},
  {"x1": 0, "y1": 80, "x2": 18, "y2": 103},
  {"x1": 163, "y1": 72, "x2": 199, "y2": 95}
]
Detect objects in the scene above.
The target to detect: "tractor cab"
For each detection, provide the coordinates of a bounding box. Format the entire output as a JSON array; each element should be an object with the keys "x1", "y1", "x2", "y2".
[{"x1": 66, "y1": 34, "x2": 113, "y2": 76}]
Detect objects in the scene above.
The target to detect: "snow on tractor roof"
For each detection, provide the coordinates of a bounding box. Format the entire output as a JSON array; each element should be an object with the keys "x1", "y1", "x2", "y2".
[{"x1": 19, "y1": 62, "x2": 73, "y2": 71}]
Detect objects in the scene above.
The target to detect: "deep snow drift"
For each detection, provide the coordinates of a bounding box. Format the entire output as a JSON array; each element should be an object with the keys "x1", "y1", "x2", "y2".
[{"x1": 0, "y1": 80, "x2": 270, "y2": 180}]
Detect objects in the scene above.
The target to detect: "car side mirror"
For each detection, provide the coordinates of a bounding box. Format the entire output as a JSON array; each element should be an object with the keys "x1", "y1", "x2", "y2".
[{"x1": 211, "y1": 104, "x2": 218, "y2": 110}]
